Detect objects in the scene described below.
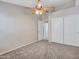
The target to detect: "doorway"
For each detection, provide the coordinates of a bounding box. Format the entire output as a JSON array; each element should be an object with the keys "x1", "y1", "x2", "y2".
[
  {"x1": 43, "y1": 21, "x2": 48, "y2": 40},
  {"x1": 38, "y1": 20, "x2": 48, "y2": 40}
]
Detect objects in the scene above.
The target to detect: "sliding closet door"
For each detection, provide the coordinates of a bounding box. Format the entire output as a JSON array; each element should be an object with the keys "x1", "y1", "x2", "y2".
[
  {"x1": 51, "y1": 17, "x2": 63, "y2": 43},
  {"x1": 64, "y1": 15, "x2": 76, "y2": 46},
  {"x1": 75, "y1": 15, "x2": 79, "y2": 46}
]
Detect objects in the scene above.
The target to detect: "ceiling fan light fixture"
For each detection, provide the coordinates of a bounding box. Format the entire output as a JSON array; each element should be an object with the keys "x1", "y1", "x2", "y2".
[{"x1": 33, "y1": 0, "x2": 48, "y2": 15}]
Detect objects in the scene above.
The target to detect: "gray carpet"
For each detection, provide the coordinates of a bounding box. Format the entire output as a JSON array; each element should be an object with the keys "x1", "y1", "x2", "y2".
[{"x1": 0, "y1": 40, "x2": 79, "y2": 59}]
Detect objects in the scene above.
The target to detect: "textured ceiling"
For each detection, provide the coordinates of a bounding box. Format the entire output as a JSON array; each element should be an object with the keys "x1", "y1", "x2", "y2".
[{"x1": 1, "y1": 0, "x2": 76, "y2": 9}]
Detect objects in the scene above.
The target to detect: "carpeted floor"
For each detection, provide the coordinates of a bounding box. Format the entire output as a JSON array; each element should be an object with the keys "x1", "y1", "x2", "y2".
[{"x1": 0, "y1": 40, "x2": 79, "y2": 59}]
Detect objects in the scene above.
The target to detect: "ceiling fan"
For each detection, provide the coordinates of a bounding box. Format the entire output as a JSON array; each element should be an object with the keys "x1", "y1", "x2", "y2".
[{"x1": 32, "y1": 0, "x2": 55, "y2": 15}]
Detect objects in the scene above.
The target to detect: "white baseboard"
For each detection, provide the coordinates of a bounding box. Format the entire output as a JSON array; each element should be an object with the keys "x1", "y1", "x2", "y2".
[{"x1": 0, "y1": 41, "x2": 37, "y2": 55}]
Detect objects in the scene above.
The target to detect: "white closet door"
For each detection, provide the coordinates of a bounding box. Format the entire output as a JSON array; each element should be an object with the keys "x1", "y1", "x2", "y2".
[
  {"x1": 51, "y1": 17, "x2": 63, "y2": 43},
  {"x1": 64, "y1": 15, "x2": 77, "y2": 46},
  {"x1": 75, "y1": 15, "x2": 79, "y2": 46}
]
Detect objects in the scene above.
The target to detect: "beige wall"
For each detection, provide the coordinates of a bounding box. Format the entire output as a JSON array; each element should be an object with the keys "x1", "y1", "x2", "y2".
[{"x1": 0, "y1": 1, "x2": 37, "y2": 54}]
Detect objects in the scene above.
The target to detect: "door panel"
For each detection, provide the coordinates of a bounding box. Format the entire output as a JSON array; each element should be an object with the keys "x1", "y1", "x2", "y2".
[
  {"x1": 51, "y1": 17, "x2": 63, "y2": 43},
  {"x1": 75, "y1": 15, "x2": 79, "y2": 46},
  {"x1": 64, "y1": 15, "x2": 79, "y2": 46}
]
